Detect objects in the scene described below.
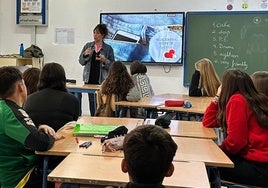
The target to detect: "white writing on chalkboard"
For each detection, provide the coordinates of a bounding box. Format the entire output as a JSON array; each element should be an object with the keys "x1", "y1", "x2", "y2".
[
  {"x1": 211, "y1": 21, "x2": 248, "y2": 70},
  {"x1": 184, "y1": 12, "x2": 268, "y2": 86}
]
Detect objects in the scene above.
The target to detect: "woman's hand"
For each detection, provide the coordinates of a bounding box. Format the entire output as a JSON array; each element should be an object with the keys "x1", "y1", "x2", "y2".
[
  {"x1": 84, "y1": 48, "x2": 92, "y2": 56},
  {"x1": 217, "y1": 85, "x2": 222, "y2": 97},
  {"x1": 96, "y1": 54, "x2": 106, "y2": 63}
]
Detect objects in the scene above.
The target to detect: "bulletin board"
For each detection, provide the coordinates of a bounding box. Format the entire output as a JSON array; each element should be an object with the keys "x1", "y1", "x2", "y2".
[{"x1": 16, "y1": 0, "x2": 47, "y2": 26}]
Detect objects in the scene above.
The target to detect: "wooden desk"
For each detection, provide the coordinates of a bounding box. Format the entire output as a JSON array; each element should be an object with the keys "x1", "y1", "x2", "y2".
[
  {"x1": 145, "y1": 119, "x2": 217, "y2": 139},
  {"x1": 36, "y1": 117, "x2": 143, "y2": 157},
  {"x1": 157, "y1": 96, "x2": 212, "y2": 114},
  {"x1": 66, "y1": 84, "x2": 101, "y2": 93},
  {"x1": 37, "y1": 123, "x2": 233, "y2": 168},
  {"x1": 77, "y1": 116, "x2": 217, "y2": 139},
  {"x1": 48, "y1": 153, "x2": 210, "y2": 188},
  {"x1": 38, "y1": 117, "x2": 143, "y2": 188},
  {"x1": 0, "y1": 56, "x2": 44, "y2": 68},
  {"x1": 115, "y1": 93, "x2": 212, "y2": 118},
  {"x1": 172, "y1": 137, "x2": 233, "y2": 168}
]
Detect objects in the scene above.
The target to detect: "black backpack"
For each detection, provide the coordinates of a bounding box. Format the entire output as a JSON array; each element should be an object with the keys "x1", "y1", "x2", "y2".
[{"x1": 24, "y1": 44, "x2": 44, "y2": 58}]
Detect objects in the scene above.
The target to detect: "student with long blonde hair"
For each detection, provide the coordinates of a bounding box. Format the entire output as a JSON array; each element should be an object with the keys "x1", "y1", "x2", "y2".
[{"x1": 189, "y1": 58, "x2": 221, "y2": 97}]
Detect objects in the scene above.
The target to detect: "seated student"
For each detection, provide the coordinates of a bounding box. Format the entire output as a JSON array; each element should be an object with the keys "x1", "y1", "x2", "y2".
[
  {"x1": 0, "y1": 66, "x2": 61, "y2": 188},
  {"x1": 202, "y1": 69, "x2": 268, "y2": 187},
  {"x1": 96, "y1": 61, "x2": 141, "y2": 117},
  {"x1": 122, "y1": 125, "x2": 178, "y2": 187},
  {"x1": 24, "y1": 62, "x2": 80, "y2": 132},
  {"x1": 251, "y1": 71, "x2": 268, "y2": 96},
  {"x1": 189, "y1": 58, "x2": 221, "y2": 97},
  {"x1": 129, "y1": 60, "x2": 154, "y2": 118},
  {"x1": 22, "y1": 67, "x2": 41, "y2": 95},
  {"x1": 130, "y1": 60, "x2": 154, "y2": 97}
]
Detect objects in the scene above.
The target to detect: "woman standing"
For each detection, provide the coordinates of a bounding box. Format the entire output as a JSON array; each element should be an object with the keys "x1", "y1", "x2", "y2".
[{"x1": 78, "y1": 24, "x2": 114, "y2": 116}]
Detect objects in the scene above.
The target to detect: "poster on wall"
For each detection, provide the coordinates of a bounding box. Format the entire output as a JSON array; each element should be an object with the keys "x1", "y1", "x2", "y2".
[{"x1": 16, "y1": 0, "x2": 47, "y2": 26}]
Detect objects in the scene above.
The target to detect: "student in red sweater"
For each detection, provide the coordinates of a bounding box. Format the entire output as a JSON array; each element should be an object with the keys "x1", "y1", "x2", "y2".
[{"x1": 202, "y1": 69, "x2": 268, "y2": 187}]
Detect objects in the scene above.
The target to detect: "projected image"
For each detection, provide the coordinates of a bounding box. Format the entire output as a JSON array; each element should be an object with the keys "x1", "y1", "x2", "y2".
[{"x1": 100, "y1": 12, "x2": 184, "y2": 65}]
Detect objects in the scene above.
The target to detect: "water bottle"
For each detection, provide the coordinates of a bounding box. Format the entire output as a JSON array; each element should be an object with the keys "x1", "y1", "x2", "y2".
[{"x1": 19, "y1": 43, "x2": 24, "y2": 57}]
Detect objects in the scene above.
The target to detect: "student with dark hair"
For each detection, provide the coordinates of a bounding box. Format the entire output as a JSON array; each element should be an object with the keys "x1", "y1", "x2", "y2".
[
  {"x1": 129, "y1": 60, "x2": 154, "y2": 117},
  {"x1": 97, "y1": 61, "x2": 140, "y2": 117},
  {"x1": 130, "y1": 60, "x2": 154, "y2": 97},
  {"x1": 122, "y1": 125, "x2": 178, "y2": 187},
  {"x1": 78, "y1": 23, "x2": 115, "y2": 116},
  {"x1": 202, "y1": 69, "x2": 268, "y2": 187},
  {"x1": 24, "y1": 62, "x2": 79, "y2": 132},
  {"x1": 251, "y1": 71, "x2": 268, "y2": 97},
  {"x1": 0, "y1": 66, "x2": 60, "y2": 188},
  {"x1": 22, "y1": 67, "x2": 41, "y2": 95}
]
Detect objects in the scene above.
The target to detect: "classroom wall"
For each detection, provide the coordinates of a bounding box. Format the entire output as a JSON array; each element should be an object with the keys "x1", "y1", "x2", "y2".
[{"x1": 0, "y1": 0, "x2": 265, "y2": 114}]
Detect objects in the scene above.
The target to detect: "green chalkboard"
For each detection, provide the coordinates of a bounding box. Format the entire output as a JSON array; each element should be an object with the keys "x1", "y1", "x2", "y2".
[{"x1": 184, "y1": 11, "x2": 268, "y2": 86}]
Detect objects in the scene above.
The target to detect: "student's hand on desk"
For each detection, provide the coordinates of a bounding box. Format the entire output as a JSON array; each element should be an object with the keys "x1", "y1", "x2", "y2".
[
  {"x1": 38, "y1": 125, "x2": 65, "y2": 140},
  {"x1": 39, "y1": 124, "x2": 55, "y2": 135},
  {"x1": 53, "y1": 132, "x2": 65, "y2": 141}
]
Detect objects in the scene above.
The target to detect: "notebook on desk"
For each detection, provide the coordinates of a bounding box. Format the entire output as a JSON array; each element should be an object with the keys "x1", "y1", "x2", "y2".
[{"x1": 73, "y1": 123, "x2": 119, "y2": 137}]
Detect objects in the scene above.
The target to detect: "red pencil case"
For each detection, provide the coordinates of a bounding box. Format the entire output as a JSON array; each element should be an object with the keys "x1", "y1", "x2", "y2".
[{"x1": 165, "y1": 99, "x2": 184, "y2": 107}]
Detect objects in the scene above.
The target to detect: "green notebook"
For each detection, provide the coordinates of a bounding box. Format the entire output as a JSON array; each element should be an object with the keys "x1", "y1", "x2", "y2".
[{"x1": 73, "y1": 123, "x2": 119, "y2": 137}]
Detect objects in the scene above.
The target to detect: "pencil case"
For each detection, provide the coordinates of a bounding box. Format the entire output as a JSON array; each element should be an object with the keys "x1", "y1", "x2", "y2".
[{"x1": 165, "y1": 99, "x2": 184, "y2": 107}]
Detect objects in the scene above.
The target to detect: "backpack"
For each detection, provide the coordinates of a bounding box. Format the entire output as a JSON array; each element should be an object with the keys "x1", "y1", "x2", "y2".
[
  {"x1": 24, "y1": 44, "x2": 44, "y2": 58},
  {"x1": 94, "y1": 92, "x2": 114, "y2": 117}
]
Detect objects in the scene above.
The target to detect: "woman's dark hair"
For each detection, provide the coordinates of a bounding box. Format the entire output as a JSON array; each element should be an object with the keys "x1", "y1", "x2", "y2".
[
  {"x1": 94, "y1": 24, "x2": 108, "y2": 38},
  {"x1": 130, "y1": 60, "x2": 147, "y2": 75},
  {"x1": 38, "y1": 62, "x2": 67, "y2": 92},
  {"x1": 217, "y1": 69, "x2": 268, "y2": 131},
  {"x1": 101, "y1": 61, "x2": 134, "y2": 100},
  {"x1": 22, "y1": 67, "x2": 41, "y2": 95}
]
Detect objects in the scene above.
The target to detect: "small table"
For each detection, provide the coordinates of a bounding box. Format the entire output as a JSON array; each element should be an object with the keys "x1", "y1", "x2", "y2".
[
  {"x1": 66, "y1": 84, "x2": 101, "y2": 93},
  {"x1": 115, "y1": 93, "x2": 212, "y2": 119},
  {"x1": 66, "y1": 84, "x2": 101, "y2": 115},
  {"x1": 0, "y1": 56, "x2": 44, "y2": 69}
]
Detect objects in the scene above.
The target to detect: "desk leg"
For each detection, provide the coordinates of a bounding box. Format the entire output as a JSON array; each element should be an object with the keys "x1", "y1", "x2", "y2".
[
  {"x1": 42, "y1": 156, "x2": 49, "y2": 188},
  {"x1": 71, "y1": 92, "x2": 82, "y2": 116},
  {"x1": 118, "y1": 107, "x2": 127, "y2": 117},
  {"x1": 147, "y1": 109, "x2": 156, "y2": 118}
]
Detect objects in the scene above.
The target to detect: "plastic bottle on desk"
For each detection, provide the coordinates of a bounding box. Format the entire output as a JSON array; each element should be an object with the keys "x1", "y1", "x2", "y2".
[{"x1": 19, "y1": 43, "x2": 24, "y2": 57}]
